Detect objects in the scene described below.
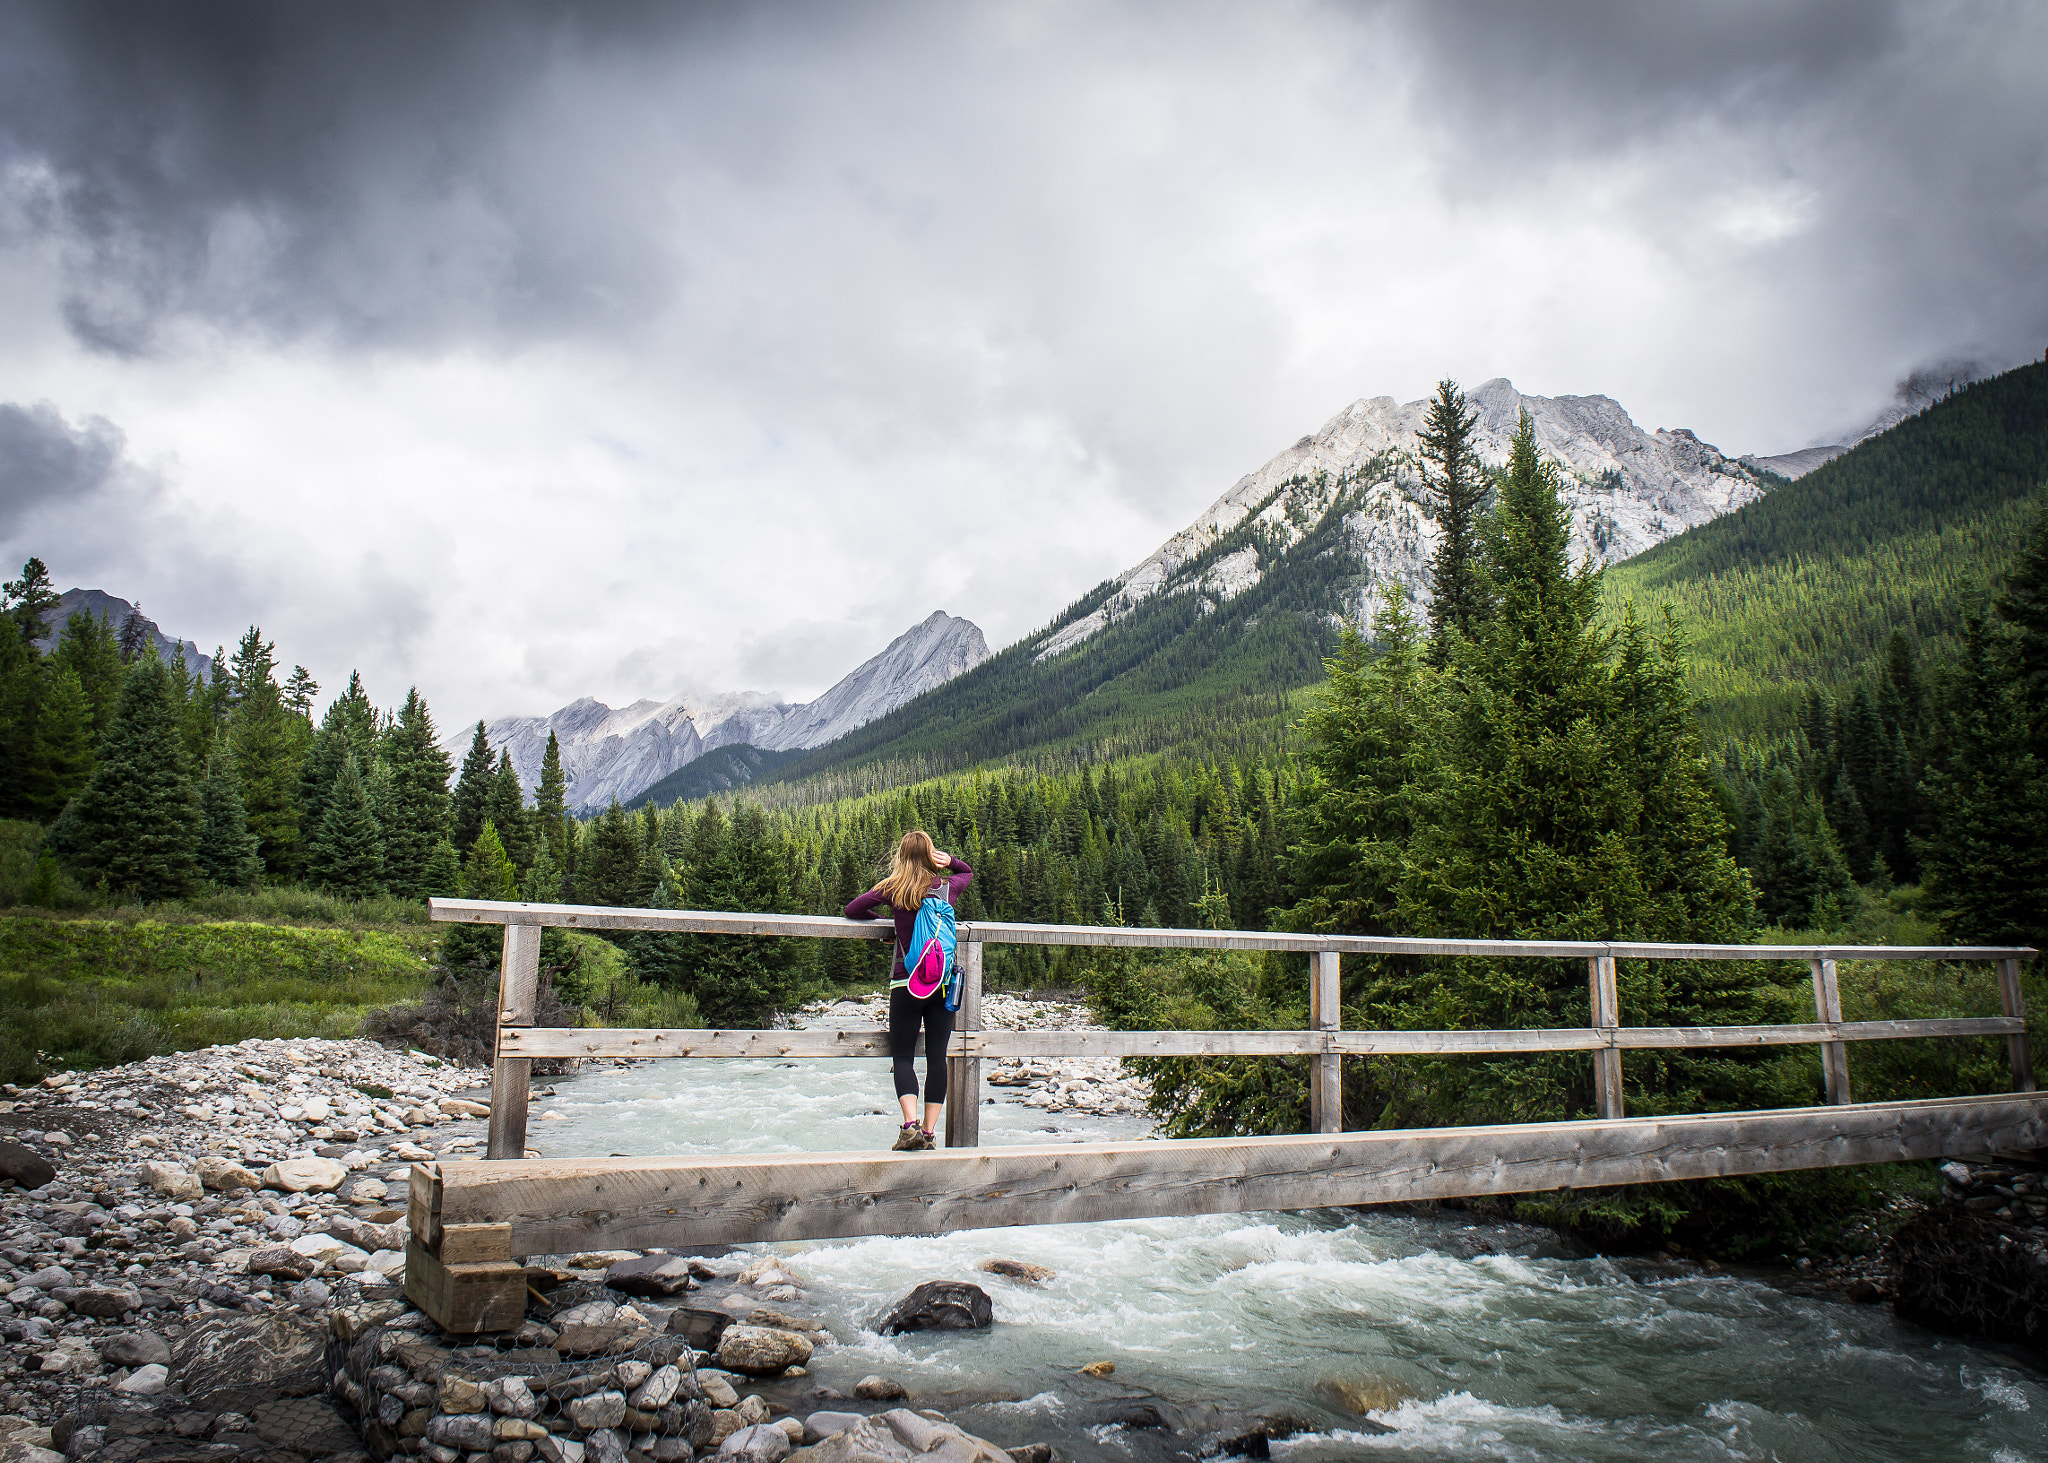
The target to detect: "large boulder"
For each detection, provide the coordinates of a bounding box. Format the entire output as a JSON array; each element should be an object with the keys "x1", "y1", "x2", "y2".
[
  {"x1": 247, "y1": 1247, "x2": 319, "y2": 1282},
  {"x1": 873, "y1": 1282, "x2": 992, "y2": 1335},
  {"x1": 194, "y1": 1156, "x2": 264, "y2": 1192},
  {"x1": 785, "y1": 1411, "x2": 1011, "y2": 1463},
  {"x1": 95, "y1": 1332, "x2": 170, "y2": 1369},
  {"x1": 669, "y1": 1308, "x2": 734, "y2": 1350},
  {"x1": 718, "y1": 1423, "x2": 791, "y2": 1463},
  {"x1": 261, "y1": 1157, "x2": 348, "y2": 1193},
  {"x1": 0, "y1": 1141, "x2": 55, "y2": 1191},
  {"x1": 172, "y1": 1312, "x2": 327, "y2": 1408},
  {"x1": 606, "y1": 1254, "x2": 698, "y2": 1298},
  {"x1": 135, "y1": 1162, "x2": 203, "y2": 1203},
  {"x1": 717, "y1": 1326, "x2": 813, "y2": 1375}
]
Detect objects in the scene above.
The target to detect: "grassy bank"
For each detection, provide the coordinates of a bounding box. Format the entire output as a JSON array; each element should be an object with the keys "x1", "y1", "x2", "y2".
[{"x1": 0, "y1": 913, "x2": 440, "y2": 1082}]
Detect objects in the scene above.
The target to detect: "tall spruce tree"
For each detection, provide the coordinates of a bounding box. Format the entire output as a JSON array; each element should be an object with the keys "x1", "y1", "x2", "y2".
[
  {"x1": 1419, "y1": 378, "x2": 1486, "y2": 663},
  {"x1": 1407, "y1": 414, "x2": 1760, "y2": 1122},
  {"x1": 379, "y1": 688, "x2": 453, "y2": 899},
  {"x1": 0, "y1": 620, "x2": 38, "y2": 818},
  {"x1": 444, "y1": 821, "x2": 517, "y2": 968},
  {"x1": 535, "y1": 731, "x2": 570, "y2": 867},
  {"x1": 195, "y1": 741, "x2": 263, "y2": 889},
  {"x1": 25, "y1": 663, "x2": 97, "y2": 820},
  {"x1": 451, "y1": 722, "x2": 495, "y2": 855},
  {"x1": 53, "y1": 610, "x2": 124, "y2": 741},
  {"x1": 227, "y1": 628, "x2": 310, "y2": 879},
  {"x1": 486, "y1": 751, "x2": 536, "y2": 873},
  {"x1": 49, "y1": 655, "x2": 201, "y2": 900},
  {"x1": 307, "y1": 753, "x2": 386, "y2": 898},
  {"x1": 299, "y1": 670, "x2": 379, "y2": 835},
  {"x1": 2, "y1": 558, "x2": 60, "y2": 646}
]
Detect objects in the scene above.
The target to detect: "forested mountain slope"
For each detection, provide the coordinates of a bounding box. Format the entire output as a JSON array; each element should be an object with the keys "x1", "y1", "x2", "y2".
[{"x1": 1605, "y1": 359, "x2": 2048, "y2": 736}]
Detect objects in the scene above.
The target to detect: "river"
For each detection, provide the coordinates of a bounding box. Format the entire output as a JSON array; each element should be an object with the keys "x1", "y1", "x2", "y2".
[{"x1": 524, "y1": 1054, "x2": 2043, "y2": 1462}]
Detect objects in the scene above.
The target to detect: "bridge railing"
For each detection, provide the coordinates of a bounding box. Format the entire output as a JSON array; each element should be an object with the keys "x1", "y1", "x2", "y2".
[{"x1": 428, "y1": 897, "x2": 2036, "y2": 1160}]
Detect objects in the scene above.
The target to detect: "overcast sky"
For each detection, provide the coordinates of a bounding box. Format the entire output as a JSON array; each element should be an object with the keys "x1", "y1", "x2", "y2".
[{"x1": 1, "y1": 0, "x2": 2043, "y2": 729}]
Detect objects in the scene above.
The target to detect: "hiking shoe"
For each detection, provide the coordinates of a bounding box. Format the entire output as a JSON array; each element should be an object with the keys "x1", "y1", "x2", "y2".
[{"x1": 892, "y1": 1123, "x2": 930, "y2": 1152}]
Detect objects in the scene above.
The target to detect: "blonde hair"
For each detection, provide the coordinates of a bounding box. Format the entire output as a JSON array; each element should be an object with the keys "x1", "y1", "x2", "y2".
[{"x1": 876, "y1": 830, "x2": 947, "y2": 911}]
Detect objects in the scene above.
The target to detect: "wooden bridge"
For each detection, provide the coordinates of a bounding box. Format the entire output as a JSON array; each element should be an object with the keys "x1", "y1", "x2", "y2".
[{"x1": 402, "y1": 897, "x2": 2041, "y2": 1331}]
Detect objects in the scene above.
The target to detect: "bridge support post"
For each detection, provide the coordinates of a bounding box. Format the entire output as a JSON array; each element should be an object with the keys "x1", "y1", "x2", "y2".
[
  {"x1": 944, "y1": 939, "x2": 984, "y2": 1148},
  {"x1": 1998, "y1": 957, "x2": 2035, "y2": 1093},
  {"x1": 1310, "y1": 951, "x2": 1341, "y2": 1134},
  {"x1": 487, "y1": 923, "x2": 540, "y2": 1160},
  {"x1": 1590, "y1": 953, "x2": 1624, "y2": 1120},
  {"x1": 1810, "y1": 957, "x2": 1851, "y2": 1106}
]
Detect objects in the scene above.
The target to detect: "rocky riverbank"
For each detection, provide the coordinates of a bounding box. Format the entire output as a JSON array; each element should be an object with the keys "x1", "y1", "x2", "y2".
[
  {"x1": 791, "y1": 995, "x2": 1151, "y2": 1123},
  {"x1": 0, "y1": 1036, "x2": 1087, "y2": 1463}
]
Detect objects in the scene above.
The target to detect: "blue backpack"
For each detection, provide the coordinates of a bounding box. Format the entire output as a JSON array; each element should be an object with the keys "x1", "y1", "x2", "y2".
[{"x1": 903, "y1": 889, "x2": 960, "y2": 1009}]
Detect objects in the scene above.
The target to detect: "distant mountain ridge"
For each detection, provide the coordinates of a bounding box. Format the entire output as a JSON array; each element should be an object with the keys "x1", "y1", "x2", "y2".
[
  {"x1": 1742, "y1": 361, "x2": 1990, "y2": 479},
  {"x1": 475, "y1": 610, "x2": 989, "y2": 812},
  {"x1": 35, "y1": 589, "x2": 212, "y2": 679}
]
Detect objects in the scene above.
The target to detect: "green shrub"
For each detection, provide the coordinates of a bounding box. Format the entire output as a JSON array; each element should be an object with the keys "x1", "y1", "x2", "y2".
[{"x1": 0, "y1": 915, "x2": 437, "y2": 1082}]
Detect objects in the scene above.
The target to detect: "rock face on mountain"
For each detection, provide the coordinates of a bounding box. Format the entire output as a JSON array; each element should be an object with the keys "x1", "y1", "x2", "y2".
[
  {"x1": 34, "y1": 589, "x2": 212, "y2": 678},
  {"x1": 481, "y1": 611, "x2": 989, "y2": 811},
  {"x1": 1034, "y1": 378, "x2": 1771, "y2": 661}
]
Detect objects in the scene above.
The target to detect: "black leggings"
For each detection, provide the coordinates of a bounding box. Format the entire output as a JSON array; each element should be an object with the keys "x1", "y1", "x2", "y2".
[{"x1": 889, "y1": 987, "x2": 955, "y2": 1105}]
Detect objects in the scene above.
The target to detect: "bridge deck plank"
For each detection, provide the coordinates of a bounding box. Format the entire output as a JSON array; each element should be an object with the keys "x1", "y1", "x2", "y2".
[{"x1": 418, "y1": 1092, "x2": 2048, "y2": 1256}]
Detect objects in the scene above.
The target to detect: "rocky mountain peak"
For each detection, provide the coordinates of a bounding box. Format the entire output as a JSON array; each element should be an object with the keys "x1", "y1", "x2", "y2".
[
  {"x1": 472, "y1": 610, "x2": 990, "y2": 812},
  {"x1": 1033, "y1": 380, "x2": 1767, "y2": 662}
]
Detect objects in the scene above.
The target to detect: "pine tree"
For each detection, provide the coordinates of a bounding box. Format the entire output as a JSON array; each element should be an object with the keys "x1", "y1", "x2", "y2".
[
  {"x1": 24, "y1": 663, "x2": 96, "y2": 820},
  {"x1": 1419, "y1": 378, "x2": 1487, "y2": 662},
  {"x1": 451, "y1": 722, "x2": 495, "y2": 856},
  {"x1": 421, "y1": 837, "x2": 463, "y2": 899},
  {"x1": 2, "y1": 558, "x2": 60, "y2": 646},
  {"x1": 195, "y1": 741, "x2": 263, "y2": 889},
  {"x1": 535, "y1": 731, "x2": 570, "y2": 867},
  {"x1": 283, "y1": 665, "x2": 319, "y2": 718},
  {"x1": 306, "y1": 753, "x2": 386, "y2": 898},
  {"x1": 299, "y1": 671, "x2": 379, "y2": 835},
  {"x1": 53, "y1": 610, "x2": 124, "y2": 741},
  {"x1": 227, "y1": 628, "x2": 309, "y2": 880},
  {"x1": 486, "y1": 751, "x2": 536, "y2": 873},
  {"x1": 0, "y1": 615, "x2": 38, "y2": 818},
  {"x1": 579, "y1": 800, "x2": 646, "y2": 907},
  {"x1": 380, "y1": 688, "x2": 453, "y2": 899},
  {"x1": 48, "y1": 656, "x2": 201, "y2": 900},
  {"x1": 461, "y1": 821, "x2": 518, "y2": 901},
  {"x1": 117, "y1": 603, "x2": 150, "y2": 663}
]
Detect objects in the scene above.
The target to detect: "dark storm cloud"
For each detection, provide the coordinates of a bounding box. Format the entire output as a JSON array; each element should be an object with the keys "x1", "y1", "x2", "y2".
[
  {"x1": 0, "y1": 401, "x2": 121, "y2": 534},
  {"x1": 0, "y1": 0, "x2": 746, "y2": 352}
]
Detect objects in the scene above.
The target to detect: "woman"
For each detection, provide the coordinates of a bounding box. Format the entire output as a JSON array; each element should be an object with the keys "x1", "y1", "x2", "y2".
[{"x1": 843, "y1": 831, "x2": 974, "y2": 1151}]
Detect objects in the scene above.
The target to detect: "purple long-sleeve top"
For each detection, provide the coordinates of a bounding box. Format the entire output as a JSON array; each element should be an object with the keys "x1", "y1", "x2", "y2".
[{"x1": 843, "y1": 856, "x2": 973, "y2": 984}]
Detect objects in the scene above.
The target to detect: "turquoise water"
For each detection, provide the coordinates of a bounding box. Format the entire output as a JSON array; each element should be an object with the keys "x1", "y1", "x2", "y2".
[{"x1": 528, "y1": 1057, "x2": 2044, "y2": 1462}]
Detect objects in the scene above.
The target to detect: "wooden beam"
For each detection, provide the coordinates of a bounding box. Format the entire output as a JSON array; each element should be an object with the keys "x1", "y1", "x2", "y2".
[
  {"x1": 488, "y1": 923, "x2": 540, "y2": 1160},
  {"x1": 1310, "y1": 951, "x2": 1341, "y2": 1134},
  {"x1": 496, "y1": 1016, "x2": 2027, "y2": 1062},
  {"x1": 944, "y1": 942, "x2": 984, "y2": 1150},
  {"x1": 406, "y1": 1162, "x2": 443, "y2": 1250},
  {"x1": 1590, "y1": 954, "x2": 1624, "y2": 1120},
  {"x1": 1998, "y1": 957, "x2": 2035, "y2": 1093},
  {"x1": 428, "y1": 1092, "x2": 2048, "y2": 1256},
  {"x1": 428, "y1": 901, "x2": 2035, "y2": 964},
  {"x1": 1810, "y1": 957, "x2": 1851, "y2": 1106}
]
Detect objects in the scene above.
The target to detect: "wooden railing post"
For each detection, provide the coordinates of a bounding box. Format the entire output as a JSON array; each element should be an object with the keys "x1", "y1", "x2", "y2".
[
  {"x1": 943, "y1": 938, "x2": 984, "y2": 1149},
  {"x1": 1997, "y1": 957, "x2": 2035, "y2": 1093},
  {"x1": 487, "y1": 923, "x2": 540, "y2": 1160},
  {"x1": 1309, "y1": 950, "x2": 1341, "y2": 1134},
  {"x1": 1810, "y1": 956, "x2": 1851, "y2": 1105},
  {"x1": 1590, "y1": 952, "x2": 1624, "y2": 1120}
]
